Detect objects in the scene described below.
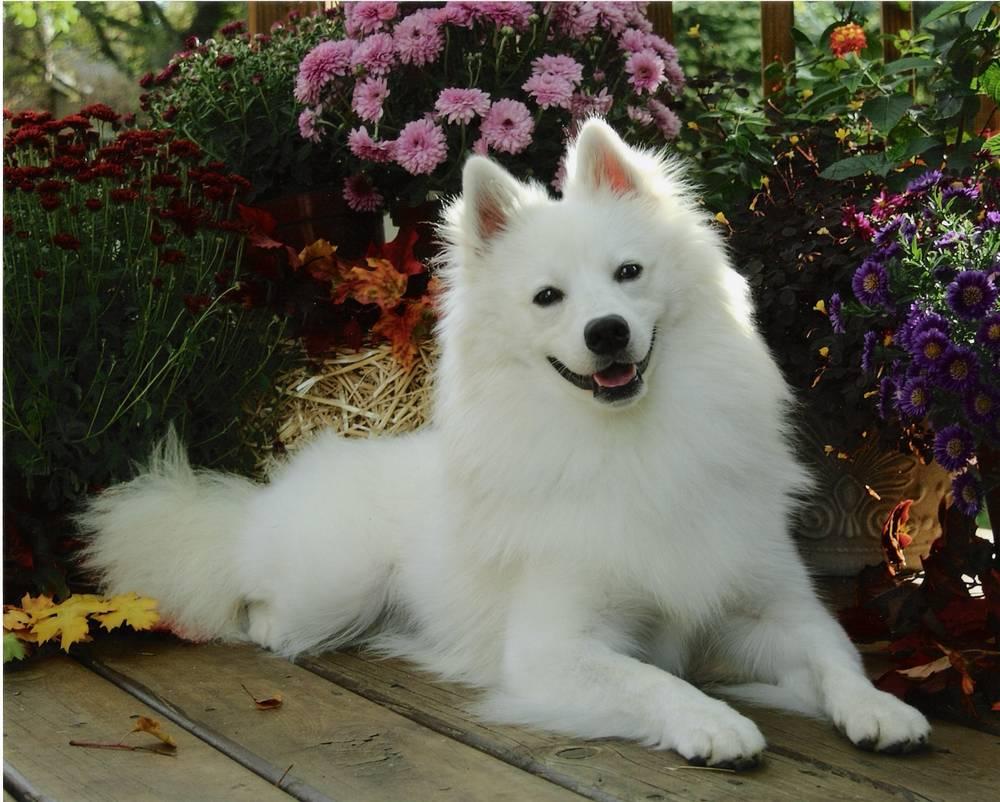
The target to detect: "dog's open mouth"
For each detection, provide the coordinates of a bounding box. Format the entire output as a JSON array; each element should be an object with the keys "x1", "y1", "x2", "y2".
[{"x1": 547, "y1": 332, "x2": 655, "y2": 403}]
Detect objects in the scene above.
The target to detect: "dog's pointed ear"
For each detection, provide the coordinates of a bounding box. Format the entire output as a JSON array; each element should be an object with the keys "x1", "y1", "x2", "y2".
[
  {"x1": 569, "y1": 118, "x2": 644, "y2": 196},
  {"x1": 462, "y1": 156, "x2": 526, "y2": 246}
]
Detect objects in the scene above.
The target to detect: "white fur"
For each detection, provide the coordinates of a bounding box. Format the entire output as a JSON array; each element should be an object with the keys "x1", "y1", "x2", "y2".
[{"x1": 79, "y1": 120, "x2": 929, "y2": 766}]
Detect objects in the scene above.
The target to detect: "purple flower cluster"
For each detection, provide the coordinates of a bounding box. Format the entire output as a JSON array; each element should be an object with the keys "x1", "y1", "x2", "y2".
[
  {"x1": 832, "y1": 161, "x2": 1000, "y2": 517},
  {"x1": 294, "y1": 2, "x2": 686, "y2": 210}
]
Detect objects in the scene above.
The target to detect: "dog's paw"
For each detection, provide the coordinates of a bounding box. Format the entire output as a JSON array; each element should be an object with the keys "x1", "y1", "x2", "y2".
[
  {"x1": 663, "y1": 702, "x2": 766, "y2": 770},
  {"x1": 833, "y1": 690, "x2": 930, "y2": 754}
]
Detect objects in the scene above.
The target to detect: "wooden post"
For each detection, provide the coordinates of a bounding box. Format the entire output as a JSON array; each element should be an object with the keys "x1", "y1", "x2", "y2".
[
  {"x1": 881, "y1": 2, "x2": 914, "y2": 62},
  {"x1": 648, "y1": 2, "x2": 674, "y2": 43},
  {"x1": 248, "y1": 2, "x2": 331, "y2": 35},
  {"x1": 760, "y1": 1, "x2": 795, "y2": 96}
]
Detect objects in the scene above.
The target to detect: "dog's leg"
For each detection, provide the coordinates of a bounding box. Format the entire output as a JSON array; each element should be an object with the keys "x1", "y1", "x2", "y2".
[
  {"x1": 482, "y1": 568, "x2": 765, "y2": 768},
  {"x1": 717, "y1": 575, "x2": 930, "y2": 753}
]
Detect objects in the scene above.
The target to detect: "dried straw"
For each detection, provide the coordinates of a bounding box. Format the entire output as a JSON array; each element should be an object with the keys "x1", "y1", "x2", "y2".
[{"x1": 256, "y1": 340, "x2": 437, "y2": 469}]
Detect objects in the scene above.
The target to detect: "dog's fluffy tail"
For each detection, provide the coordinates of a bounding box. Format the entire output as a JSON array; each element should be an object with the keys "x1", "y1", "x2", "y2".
[{"x1": 76, "y1": 430, "x2": 257, "y2": 641}]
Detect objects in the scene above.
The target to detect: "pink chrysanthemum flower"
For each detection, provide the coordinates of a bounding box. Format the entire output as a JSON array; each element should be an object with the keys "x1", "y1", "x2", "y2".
[
  {"x1": 593, "y1": 2, "x2": 629, "y2": 35},
  {"x1": 551, "y1": 158, "x2": 567, "y2": 192},
  {"x1": 395, "y1": 119, "x2": 448, "y2": 175},
  {"x1": 351, "y1": 32, "x2": 397, "y2": 76},
  {"x1": 551, "y1": 3, "x2": 600, "y2": 39},
  {"x1": 394, "y1": 9, "x2": 443, "y2": 66},
  {"x1": 298, "y1": 108, "x2": 322, "y2": 142},
  {"x1": 627, "y1": 105, "x2": 653, "y2": 125},
  {"x1": 648, "y1": 99, "x2": 681, "y2": 139},
  {"x1": 295, "y1": 40, "x2": 355, "y2": 104},
  {"x1": 663, "y1": 60, "x2": 686, "y2": 95},
  {"x1": 352, "y1": 77, "x2": 390, "y2": 123},
  {"x1": 522, "y1": 73, "x2": 574, "y2": 110},
  {"x1": 434, "y1": 2, "x2": 477, "y2": 27},
  {"x1": 480, "y1": 99, "x2": 534, "y2": 155},
  {"x1": 344, "y1": 2, "x2": 399, "y2": 37},
  {"x1": 348, "y1": 127, "x2": 396, "y2": 163},
  {"x1": 619, "y1": 28, "x2": 649, "y2": 53},
  {"x1": 343, "y1": 174, "x2": 384, "y2": 212},
  {"x1": 472, "y1": 136, "x2": 489, "y2": 156},
  {"x1": 477, "y1": 2, "x2": 533, "y2": 30},
  {"x1": 623, "y1": 2, "x2": 654, "y2": 32},
  {"x1": 570, "y1": 88, "x2": 613, "y2": 119},
  {"x1": 435, "y1": 88, "x2": 491, "y2": 124},
  {"x1": 531, "y1": 54, "x2": 584, "y2": 86},
  {"x1": 625, "y1": 49, "x2": 665, "y2": 94}
]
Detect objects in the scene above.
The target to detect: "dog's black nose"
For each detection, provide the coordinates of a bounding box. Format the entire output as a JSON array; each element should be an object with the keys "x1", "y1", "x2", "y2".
[{"x1": 584, "y1": 315, "x2": 630, "y2": 355}]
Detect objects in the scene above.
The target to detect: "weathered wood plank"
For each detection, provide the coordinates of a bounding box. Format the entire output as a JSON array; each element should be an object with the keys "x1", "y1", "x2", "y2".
[
  {"x1": 759, "y1": 1, "x2": 794, "y2": 96},
  {"x1": 89, "y1": 637, "x2": 584, "y2": 802},
  {"x1": 301, "y1": 651, "x2": 935, "y2": 802},
  {"x1": 3, "y1": 658, "x2": 289, "y2": 802}
]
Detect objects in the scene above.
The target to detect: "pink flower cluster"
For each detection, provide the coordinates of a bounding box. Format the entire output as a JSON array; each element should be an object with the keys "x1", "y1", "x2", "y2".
[{"x1": 292, "y1": 2, "x2": 686, "y2": 211}]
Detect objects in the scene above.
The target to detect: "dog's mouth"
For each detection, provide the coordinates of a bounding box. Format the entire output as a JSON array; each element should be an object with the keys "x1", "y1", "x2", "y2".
[{"x1": 547, "y1": 331, "x2": 655, "y2": 404}]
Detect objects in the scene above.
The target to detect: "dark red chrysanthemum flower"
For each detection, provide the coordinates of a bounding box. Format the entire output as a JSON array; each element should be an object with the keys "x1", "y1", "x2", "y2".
[
  {"x1": 39, "y1": 193, "x2": 61, "y2": 211},
  {"x1": 183, "y1": 294, "x2": 211, "y2": 314},
  {"x1": 52, "y1": 232, "x2": 81, "y2": 250},
  {"x1": 151, "y1": 173, "x2": 182, "y2": 189},
  {"x1": 162, "y1": 105, "x2": 179, "y2": 122},
  {"x1": 37, "y1": 179, "x2": 69, "y2": 193},
  {"x1": 216, "y1": 54, "x2": 237, "y2": 69},
  {"x1": 160, "y1": 249, "x2": 186, "y2": 264},
  {"x1": 80, "y1": 103, "x2": 120, "y2": 122},
  {"x1": 110, "y1": 188, "x2": 139, "y2": 203},
  {"x1": 58, "y1": 114, "x2": 91, "y2": 130},
  {"x1": 220, "y1": 20, "x2": 245, "y2": 38},
  {"x1": 10, "y1": 110, "x2": 52, "y2": 128},
  {"x1": 84, "y1": 198, "x2": 102, "y2": 211},
  {"x1": 51, "y1": 156, "x2": 84, "y2": 173},
  {"x1": 150, "y1": 230, "x2": 166, "y2": 245},
  {"x1": 139, "y1": 72, "x2": 155, "y2": 88},
  {"x1": 168, "y1": 139, "x2": 202, "y2": 159}
]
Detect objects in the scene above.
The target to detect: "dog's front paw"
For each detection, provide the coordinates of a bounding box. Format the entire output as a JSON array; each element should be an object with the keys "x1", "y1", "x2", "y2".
[
  {"x1": 834, "y1": 690, "x2": 930, "y2": 754},
  {"x1": 663, "y1": 701, "x2": 766, "y2": 770}
]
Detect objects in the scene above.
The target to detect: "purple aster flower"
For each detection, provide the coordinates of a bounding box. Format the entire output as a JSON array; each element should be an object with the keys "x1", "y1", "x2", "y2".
[
  {"x1": 965, "y1": 385, "x2": 999, "y2": 426},
  {"x1": 872, "y1": 217, "x2": 902, "y2": 246},
  {"x1": 351, "y1": 33, "x2": 397, "y2": 76},
  {"x1": 480, "y1": 99, "x2": 534, "y2": 155},
  {"x1": 934, "y1": 265, "x2": 958, "y2": 283},
  {"x1": 435, "y1": 88, "x2": 490, "y2": 125},
  {"x1": 394, "y1": 119, "x2": 448, "y2": 176},
  {"x1": 877, "y1": 375, "x2": 897, "y2": 420},
  {"x1": 297, "y1": 108, "x2": 322, "y2": 143},
  {"x1": 344, "y1": 2, "x2": 398, "y2": 36},
  {"x1": 933, "y1": 230, "x2": 962, "y2": 249},
  {"x1": 939, "y1": 344, "x2": 979, "y2": 391},
  {"x1": 295, "y1": 40, "x2": 355, "y2": 104},
  {"x1": 897, "y1": 376, "x2": 931, "y2": 419},
  {"x1": 906, "y1": 310, "x2": 950, "y2": 343},
  {"x1": 982, "y1": 210, "x2": 1000, "y2": 230},
  {"x1": 570, "y1": 88, "x2": 614, "y2": 119},
  {"x1": 906, "y1": 169, "x2": 943, "y2": 194},
  {"x1": 934, "y1": 424, "x2": 976, "y2": 471},
  {"x1": 347, "y1": 127, "x2": 396, "y2": 163},
  {"x1": 522, "y1": 73, "x2": 574, "y2": 109},
  {"x1": 352, "y1": 77, "x2": 389, "y2": 123},
  {"x1": 648, "y1": 99, "x2": 681, "y2": 139},
  {"x1": 945, "y1": 271, "x2": 998, "y2": 320},
  {"x1": 978, "y1": 312, "x2": 1000, "y2": 351},
  {"x1": 394, "y1": 9, "x2": 443, "y2": 66},
  {"x1": 852, "y1": 258, "x2": 890, "y2": 307},
  {"x1": 343, "y1": 174, "x2": 384, "y2": 212},
  {"x1": 951, "y1": 471, "x2": 982, "y2": 517},
  {"x1": 911, "y1": 328, "x2": 950, "y2": 371},
  {"x1": 625, "y1": 50, "x2": 665, "y2": 95},
  {"x1": 942, "y1": 183, "x2": 979, "y2": 202},
  {"x1": 861, "y1": 330, "x2": 878, "y2": 374},
  {"x1": 828, "y1": 293, "x2": 846, "y2": 334},
  {"x1": 531, "y1": 54, "x2": 584, "y2": 85}
]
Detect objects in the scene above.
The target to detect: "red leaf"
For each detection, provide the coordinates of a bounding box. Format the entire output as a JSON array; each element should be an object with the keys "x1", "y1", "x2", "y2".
[
  {"x1": 368, "y1": 226, "x2": 424, "y2": 276},
  {"x1": 880, "y1": 499, "x2": 913, "y2": 576},
  {"x1": 237, "y1": 204, "x2": 276, "y2": 236}
]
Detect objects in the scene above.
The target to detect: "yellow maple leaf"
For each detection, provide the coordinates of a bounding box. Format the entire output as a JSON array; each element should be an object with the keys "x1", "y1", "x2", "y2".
[
  {"x1": 93, "y1": 593, "x2": 160, "y2": 632},
  {"x1": 21, "y1": 594, "x2": 54, "y2": 618},
  {"x1": 3, "y1": 607, "x2": 33, "y2": 631},
  {"x1": 32, "y1": 595, "x2": 112, "y2": 651},
  {"x1": 132, "y1": 716, "x2": 177, "y2": 748}
]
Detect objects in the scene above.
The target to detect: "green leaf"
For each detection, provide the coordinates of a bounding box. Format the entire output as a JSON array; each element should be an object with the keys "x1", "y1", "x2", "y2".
[
  {"x1": 980, "y1": 62, "x2": 1000, "y2": 103},
  {"x1": 882, "y1": 57, "x2": 939, "y2": 76},
  {"x1": 862, "y1": 94, "x2": 913, "y2": 133},
  {"x1": 4, "y1": 632, "x2": 26, "y2": 663},
  {"x1": 983, "y1": 133, "x2": 1000, "y2": 156},
  {"x1": 921, "y1": 2, "x2": 973, "y2": 25},
  {"x1": 819, "y1": 154, "x2": 885, "y2": 180}
]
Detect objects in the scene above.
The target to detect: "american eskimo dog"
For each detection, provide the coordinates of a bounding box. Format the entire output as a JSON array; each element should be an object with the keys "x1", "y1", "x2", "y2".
[{"x1": 80, "y1": 119, "x2": 929, "y2": 768}]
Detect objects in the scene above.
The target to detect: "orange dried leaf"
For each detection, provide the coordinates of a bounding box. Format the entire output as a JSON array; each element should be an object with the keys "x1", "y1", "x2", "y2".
[
  {"x1": 335, "y1": 258, "x2": 408, "y2": 311},
  {"x1": 241, "y1": 684, "x2": 284, "y2": 710},
  {"x1": 298, "y1": 239, "x2": 342, "y2": 281},
  {"x1": 132, "y1": 716, "x2": 177, "y2": 748},
  {"x1": 372, "y1": 299, "x2": 434, "y2": 368},
  {"x1": 93, "y1": 593, "x2": 160, "y2": 632},
  {"x1": 896, "y1": 656, "x2": 951, "y2": 680}
]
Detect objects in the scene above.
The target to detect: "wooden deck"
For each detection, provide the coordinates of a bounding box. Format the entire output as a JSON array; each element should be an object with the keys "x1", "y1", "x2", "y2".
[{"x1": 4, "y1": 634, "x2": 999, "y2": 802}]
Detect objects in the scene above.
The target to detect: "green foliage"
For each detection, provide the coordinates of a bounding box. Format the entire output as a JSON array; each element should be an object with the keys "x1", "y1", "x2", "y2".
[
  {"x1": 3, "y1": 109, "x2": 287, "y2": 595},
  {"x1": 141, "y1": 12, "x2": 346, "y2": 202},
  {"x1": 4, "y1": 632, "x2": 27, "y2": 663}
]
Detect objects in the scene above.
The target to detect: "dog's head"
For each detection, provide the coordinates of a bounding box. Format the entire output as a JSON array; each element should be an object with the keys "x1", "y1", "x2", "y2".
[{"x1": 439, "y1": 119, "x2": 731, "y2": 411}]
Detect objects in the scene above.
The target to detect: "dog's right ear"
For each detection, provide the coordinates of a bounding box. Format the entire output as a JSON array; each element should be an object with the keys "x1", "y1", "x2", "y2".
[{"x1": 461, "y1": 156, "x2": 525, "y2": 247}]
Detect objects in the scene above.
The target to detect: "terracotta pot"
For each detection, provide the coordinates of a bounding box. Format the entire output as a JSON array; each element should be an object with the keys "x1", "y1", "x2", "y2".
[
  {"x1": 255, "y1": 189, "x2": 383, "y2": 258},
  {"x1": 795, "y1": 415, "x2": 951, "y2": 576}
]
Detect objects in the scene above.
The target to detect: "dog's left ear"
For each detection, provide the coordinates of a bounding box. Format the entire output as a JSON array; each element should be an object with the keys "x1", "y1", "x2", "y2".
[{"x1": 568, "y1": 119, "x2": 645, "y2": 196}]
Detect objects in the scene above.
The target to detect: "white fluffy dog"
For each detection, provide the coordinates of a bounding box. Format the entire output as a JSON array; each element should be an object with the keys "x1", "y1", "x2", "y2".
[{"x1": 80, "y1": 120, "x2": 930, "y2": 768}]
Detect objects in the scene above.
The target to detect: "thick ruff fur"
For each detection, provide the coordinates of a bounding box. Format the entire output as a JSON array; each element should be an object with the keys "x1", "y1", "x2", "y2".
[{"x1": 79, "y1": 120, "x2": 929, "y2": 768}]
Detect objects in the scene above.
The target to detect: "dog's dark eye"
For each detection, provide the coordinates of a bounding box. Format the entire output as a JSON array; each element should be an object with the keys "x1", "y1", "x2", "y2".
[
  {"x1": 615, "y1": 262, "x2": 643, "y2": 282},
  {"x1": 533, "y1": 287, "x2": 564, "y2": 307}
]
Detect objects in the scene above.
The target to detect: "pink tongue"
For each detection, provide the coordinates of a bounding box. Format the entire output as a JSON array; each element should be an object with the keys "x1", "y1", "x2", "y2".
[{"x1": 593, "y1": 363, "x2": 637, "y2": 388}]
